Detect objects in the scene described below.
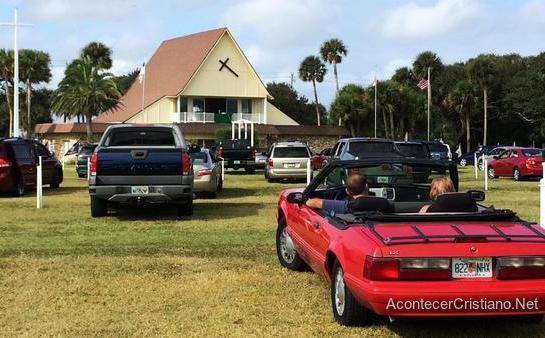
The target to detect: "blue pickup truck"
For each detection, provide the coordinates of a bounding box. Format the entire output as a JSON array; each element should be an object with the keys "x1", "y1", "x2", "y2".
[{"x1": 88, "y1": 124, "x2": 194, "y2": 217}]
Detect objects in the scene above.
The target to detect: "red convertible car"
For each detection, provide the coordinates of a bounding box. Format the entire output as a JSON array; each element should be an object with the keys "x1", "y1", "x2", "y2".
[
  {"x1": 275, "y1": 159, "x2": 545, "y2": 326},
  {"x1": 487, "y1": 147, "x2": 543, "y2": 181}
]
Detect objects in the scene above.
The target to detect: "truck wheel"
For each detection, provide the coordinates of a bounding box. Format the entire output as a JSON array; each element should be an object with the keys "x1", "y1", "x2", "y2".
[
  {"x1": 50, "y1": 169, "x2": 62, "y2": 188},
  {"x1": 331, "y1": 261, "x2": 369, "y2": 326},
  {"x1": 90, "y1": 196, "x2": 108, "y2": 217},
  {"x1": 276, "y1": 217, "x2": 304, "y2": 270},
  {"x1": 177, "y1": 200, "x2": 194, "y2": 217}
]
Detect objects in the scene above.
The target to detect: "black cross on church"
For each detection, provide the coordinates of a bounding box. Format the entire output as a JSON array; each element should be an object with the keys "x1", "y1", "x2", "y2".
[{"x1": 219, "y1": 58, "x2": 239, "y2": 77}]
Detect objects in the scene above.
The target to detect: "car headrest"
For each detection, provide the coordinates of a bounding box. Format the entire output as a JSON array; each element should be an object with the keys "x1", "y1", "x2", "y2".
[
  {"x1": 348, "y1": 196, "x2": 393, "y2": 213},
  {"x1": 427, "y1": 192, "x2": 477, "y2": 213}
]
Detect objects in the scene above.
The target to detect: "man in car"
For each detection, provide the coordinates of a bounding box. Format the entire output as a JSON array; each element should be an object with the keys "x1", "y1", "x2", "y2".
[{"x1": 306, "y1": 174, "x2": 370, "y2": 214}]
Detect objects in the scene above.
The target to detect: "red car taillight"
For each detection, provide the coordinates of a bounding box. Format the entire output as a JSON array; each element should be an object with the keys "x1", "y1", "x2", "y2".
[
  {"x1": 365, "y1": 256, "x2": 452, "y2": 281},
  {"x1": 197, "y1": 168, "x2": 213, "y2": 176},
  {"x1": 217, "y1": 149, "x2": 224, "y2": 159},
  {"x1": 0, "y1": 156, "x2": 11, "y2": 168},
  {"x1": 525, "y1": 158, "x2": 541, "y2": 168},
  {"x1": 89, "y1": 153, "x2": 97, "y2": 176},
  {"x1": 181, "y1": 152, "x2": 191, "y2": 175},
  {"x1": 267, "y1": 158, "x2": 273, "y2": 167},
  {"x1": 497, "y1": 256, "x2": 545, "y2": 280}
]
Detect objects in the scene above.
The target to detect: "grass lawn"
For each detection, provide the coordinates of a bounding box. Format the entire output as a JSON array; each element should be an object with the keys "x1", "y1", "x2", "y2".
[{"x1": 0, "y1": 166, "x2": 544, "y2": 336}]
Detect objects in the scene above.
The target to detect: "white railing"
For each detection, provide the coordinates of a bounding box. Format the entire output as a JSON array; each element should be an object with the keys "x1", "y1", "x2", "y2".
[
  {"x1": 232, "y1": 113, "x2": 263, "y2": 123},
  {"x1": 173, "y1": 111, "x2": 216, "y2": 123}
]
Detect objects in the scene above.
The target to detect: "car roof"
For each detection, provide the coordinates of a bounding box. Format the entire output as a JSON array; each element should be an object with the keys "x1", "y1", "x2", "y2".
[
  {"x1": 395, "y1": 141, "x2": 424, "y2": 146},
  {"x1": 273, "y1": 142, "x2": 307, "y2": 147},
  {"x1": 338, "y1": 137, "x2": 393, "y2": 143}
]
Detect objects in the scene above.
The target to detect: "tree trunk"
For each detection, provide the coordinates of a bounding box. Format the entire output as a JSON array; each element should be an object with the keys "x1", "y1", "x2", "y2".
[
  {"x1": 333, "y1": 61, "x2": 341, "y2": 126},
  {"x1": 389, "y1": 109, "x2": 395, "y2": 139},
  {"x1": 381, "y1": 107, "x2": 389, "y2": 139},
  {"x1": 312, "y1": 79, "x2": 320, "y2": 126},
  {"x1": 4, "y1": 82, "x2": 13, "y2": 137},
  {"x1": 400, "y1": 119, "x2": 405, "y2": 141},
  {"x1": 465, "y1": 112, "x2": 470, "y2": 153},
  {"x1": 26, "y1": 79, "x2": 32, "y2": 137},
  {"x1": 483, "y1": 88, "x2": 487, "y2": 146},
  {"x1": 85, "y1": 112, "x2": 93, "y2": 142}
]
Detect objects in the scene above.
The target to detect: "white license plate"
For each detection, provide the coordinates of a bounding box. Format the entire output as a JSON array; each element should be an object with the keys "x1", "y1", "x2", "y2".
[
  {"x1": 131, "y1": 186, "x2": 149, "y2": 195},
  {"x1": 284, "y1": 163, "x2": 296, "y2": 168},
  {"x1": 233, "y1": 160, "x2": 241, "y2": 164},
  {"x1": 452, "y1": 257, "x2": 492, "y2": 278}
]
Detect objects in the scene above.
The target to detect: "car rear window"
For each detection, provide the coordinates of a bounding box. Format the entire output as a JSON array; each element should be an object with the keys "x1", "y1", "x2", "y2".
[
  {"x1": 523, "y1": 149, "x2": 542, "y2": 157},
  {"x1": 348, "y1": 141, "x2": 396, "y2": 155},
  {"x1": 427, "y1": 143, "x2": 448, "y2": 152},
  {"x1": 11, "y1": 143, "x2": 33, "y2": 160},
  {"x1": 273, "y1": 146, "x2": 309, "y2": 158},
  {"x1": 80, "y1": 146, "x2": 96, "y2": 155},
  {"x1": 190, "y1": 152, "x2": 208, "y2": 164},
  {"x1": 108, "y1": 128, "x2": 176, "y2": 146},
  {"x1": 396, "y1": 144, "x2": 428, "y2": 158}
]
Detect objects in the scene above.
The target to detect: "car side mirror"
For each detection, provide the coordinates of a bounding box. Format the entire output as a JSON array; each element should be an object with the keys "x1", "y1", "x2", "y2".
[
  {"x1": 286, "y1": 192, "x2": 305, "y2": 204},
  {"x1": 468, "y1": 190, "x2": 485, "y2": 201},
  {"x1": 492, "y1": 156, "x2": 499, "y2": 160}
]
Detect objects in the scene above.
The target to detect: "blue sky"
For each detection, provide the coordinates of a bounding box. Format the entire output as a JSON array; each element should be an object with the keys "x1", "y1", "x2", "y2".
[{"x1": 1, "y1": 0, "x2": 544, "y2": 106}]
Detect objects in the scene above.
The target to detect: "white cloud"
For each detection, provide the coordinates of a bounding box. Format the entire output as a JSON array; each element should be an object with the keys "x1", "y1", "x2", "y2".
[
  {"x1": 27, "y1": 0, "x2": 148, "y2": 21},
  {"x1": 519, "y1": 0, "x2": 545, "y2": 27},
  {"x1": 380, "y1": 0, "x2": 480, "y2": 38}
]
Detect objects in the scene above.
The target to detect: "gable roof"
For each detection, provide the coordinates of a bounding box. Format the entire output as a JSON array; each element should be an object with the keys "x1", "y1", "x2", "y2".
[{"x1": 95, "y1": 28, "x2": 227, "y2": 123}]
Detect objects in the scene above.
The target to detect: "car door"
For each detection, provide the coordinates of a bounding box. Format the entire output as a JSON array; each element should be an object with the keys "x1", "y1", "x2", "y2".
[
  {"x1": 507, "y1": 150, "x2": 520, "y2": 176},
  {"x1": 32, "y1": 141, "x2": 56, "y2": 183},
  {"x1": 10, "y1": 141, "x2": 36, "y2": 187},
  {"x1": 296, "y1": 205, "x2": 331, "y2": 276},
  {"x1": 495, "y1": 151, "x2": 511, "y2": 176}
]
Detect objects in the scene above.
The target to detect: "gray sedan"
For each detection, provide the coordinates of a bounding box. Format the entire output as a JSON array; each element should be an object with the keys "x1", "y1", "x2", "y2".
[{"x1": 191, "y1": 149, "x2": 223, "y2": 198}]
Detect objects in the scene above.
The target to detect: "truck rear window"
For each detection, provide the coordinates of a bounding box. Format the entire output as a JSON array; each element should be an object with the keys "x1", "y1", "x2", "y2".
[
  {"x1": 273, "y1": 147, "x2": 309, "y2": 158},
  {"x1": 348, "y1": 141, "x2": 396, "y2": 155},
  {"x1": 108, "y1": 129, "x2": 175, "y2": 146},
  {"x1": 427, "y1": 143, "x2": 447, "y2": 152},
  {"x1": 396, "y1": 144, "x2": 428, "y2": 158}
]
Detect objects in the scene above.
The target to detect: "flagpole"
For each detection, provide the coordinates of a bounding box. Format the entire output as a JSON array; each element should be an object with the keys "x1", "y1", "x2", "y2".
[
  {"x1": 427, "y1": 66, "x2": 431, "y2": 141},
  {"x1": 374, "y1": 80, "x2": 377, "y2": 138}
]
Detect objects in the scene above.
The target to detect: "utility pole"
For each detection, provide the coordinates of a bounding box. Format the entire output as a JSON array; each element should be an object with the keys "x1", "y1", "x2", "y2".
[
  {"x1": 427, "y1": 66, "x2": 431, "y2": 141},
  {"x1": 1, "y1": 8, "x2": 31, "y2": 138}
]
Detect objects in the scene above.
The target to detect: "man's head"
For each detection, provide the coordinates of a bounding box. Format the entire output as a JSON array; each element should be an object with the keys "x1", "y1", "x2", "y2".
[{"x1": 346, "y1": 174, "x2": 368, "y2": 197}]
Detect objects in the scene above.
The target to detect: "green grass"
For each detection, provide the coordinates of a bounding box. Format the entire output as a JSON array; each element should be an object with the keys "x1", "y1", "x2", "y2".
[{"x1": 0, "y1": 166, "x2": 543, "y2": 336}]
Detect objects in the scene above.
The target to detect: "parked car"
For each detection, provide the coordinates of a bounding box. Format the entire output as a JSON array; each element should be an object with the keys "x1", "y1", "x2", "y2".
[
  {"x1": 75, "y1": 143, "x2": 97, "y2": 178},
  {"x1": 478, "y1": 146, "x2": 511, "y2": 170},
  {"x1": 394, "y1": 141, "x2": 431, "y2": 159},
  {"x1": 311, "y1": 148, "x2": 332, "y2": 170},
  {"x1": 88, "y1": 124, "x2": 194, "y2": 217},
  {"x1": 265, "y1": 142, "x2": 311, "y2": 182},
  {"x1": 255, "y1": 148, "x2": 268, "y2": 170},
  {"x1": 275, "y1": 158, "x2": 545, "y2": 326},
  {"x1": 457, "y1": 151, "x2": 478, "y2": 166},
  {"x1": 216, "y1": 139, "x2": 256, "y2": 174},
  {"x1": 0, "y1": 138, "x2": 63, "y2": 196},
  {"x1": 420, "y1": 140, "x2": 451, "y2": 160},
  {"x1": 189, "y1": 146, "x2": 223, "y2": 198},
  {"x1": 487, "y1": 147, "x2": 543, "y2": 180},
  {"x1": 330, "y1": 138, "x2": 403, "y2": 161}
]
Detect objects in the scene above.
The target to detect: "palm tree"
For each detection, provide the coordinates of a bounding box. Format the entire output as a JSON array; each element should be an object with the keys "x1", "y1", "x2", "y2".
[
  {"x1": 52, "y1": 56, "x2": 122, "y2": 141},
  {"x1": 468, "y1": 54, "x2": 496, "y2": 146},
  {"x1": 320, "y1": 38, "x2": 347, "y2": 126},
  {"x1": 81, "y1": 42, "x2": 113, "y2": 70},
  {"x1": 412, "y1": 51, "x2": 443, "y2": 79},
  {"x1": 299, "y1": 56, "x2": 327, "y2": 126},
  {"x1": 20, "y1": 50, "x2": 51, "y2": 136},
  {"x1": 447, "y1": 80, "x2": 476, "y2": 152},
  {"x1": 0, "y1": 49, "x2": 14, "y2": 136}
]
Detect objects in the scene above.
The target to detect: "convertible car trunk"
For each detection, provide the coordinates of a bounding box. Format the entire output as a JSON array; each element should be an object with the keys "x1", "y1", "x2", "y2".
[{"x1": 361, "y1": 221, "x2": 545, "y2": 257}]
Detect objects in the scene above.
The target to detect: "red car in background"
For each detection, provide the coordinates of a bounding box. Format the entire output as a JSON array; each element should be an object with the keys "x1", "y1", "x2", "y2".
[
  {"x1": 487, "y1": 147, "x2": 543, "y2": 181},
  {"x1": 0, "y1": 138, "x2": 63, "y2": 196},
  {"x1": 276, "y1": 159, "x2": 545, "y2": 326},
  {"x1": 311, "y1": 148, "x2": 332, "y2": 170}
]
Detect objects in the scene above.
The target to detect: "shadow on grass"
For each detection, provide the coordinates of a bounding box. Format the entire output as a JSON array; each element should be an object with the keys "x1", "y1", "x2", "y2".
[
  {"x1": 110, "y1": 202, "x2": 265, "y2": 221},
  {"x1": 386, "y1": 315, "x2": 543, "y2": 336},
  {"x1": 44, "y1": 186, "x2": 87, "y2": 196}
]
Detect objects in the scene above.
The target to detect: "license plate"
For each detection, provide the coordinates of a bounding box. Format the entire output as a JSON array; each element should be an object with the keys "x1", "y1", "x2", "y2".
[
  {"x1": 452, "y1": 257, "x2": 492, "y2": 278},
  {"x1": 131, "y1": 186, "x2": 149, "y2": 195},
  {"x1": 233, "y1": 160, "x2": 241, "y2": 164},
  {"x1": 284, "y1": 163, "x2": 296, "y2": 168}
]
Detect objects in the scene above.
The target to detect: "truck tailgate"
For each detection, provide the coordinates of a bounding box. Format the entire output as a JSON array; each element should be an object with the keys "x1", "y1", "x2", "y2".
[{"x1": 96, "y1": 148, "x2": 183, "y2": 185}]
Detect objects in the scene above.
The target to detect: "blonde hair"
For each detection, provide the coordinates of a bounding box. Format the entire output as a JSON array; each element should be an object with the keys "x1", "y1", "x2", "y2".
[{"x1": 429, "y1": 176, "x2": 455, "y2": 200}]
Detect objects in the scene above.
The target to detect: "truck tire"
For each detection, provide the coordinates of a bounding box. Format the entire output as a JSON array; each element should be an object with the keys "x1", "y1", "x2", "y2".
[
  {"x1": 50, "y1": 168, "x2": 62, "y2": 188},
  {"x1": 90, "y1": 196, "x2": 108, "y2": 217},
  {"x1": 177, "y1": 200, "x2": 194, "y2": 217}
]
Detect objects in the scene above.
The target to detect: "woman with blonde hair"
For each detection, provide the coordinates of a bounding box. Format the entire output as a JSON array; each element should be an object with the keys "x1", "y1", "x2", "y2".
[{"x1": 419, "y1": 176, "x2": 456, "y2": 213}]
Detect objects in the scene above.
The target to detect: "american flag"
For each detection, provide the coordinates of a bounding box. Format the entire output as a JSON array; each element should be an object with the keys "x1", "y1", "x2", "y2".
[
  {"x1": 417, "y1": 78, "x2": 429, "y2": 90},
  {"x1": 372, "y1": 75, "x2": 379, "y2": 86}
]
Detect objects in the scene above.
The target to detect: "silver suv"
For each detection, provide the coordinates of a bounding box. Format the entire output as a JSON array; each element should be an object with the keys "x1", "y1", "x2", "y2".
[{"x1": 264, "y1": 142, "x2": 311, "y2": 182}]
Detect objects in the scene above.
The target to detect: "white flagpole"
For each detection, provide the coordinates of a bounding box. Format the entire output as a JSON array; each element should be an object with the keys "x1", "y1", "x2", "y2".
[
  {"x1": 139, "y1": 62, "x2": 146, "y2": 112},
  {"x1": 427, "y1": 66, "x2": 431, "y2": 141},
  {"x1": 374, "y1": 76, "x2": 377, "y2": 138}
]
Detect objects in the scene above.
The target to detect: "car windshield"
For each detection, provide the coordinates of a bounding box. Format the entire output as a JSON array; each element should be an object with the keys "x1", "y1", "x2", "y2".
[
  {"x1": 107, "y1": 128, "x2": 176, "y2": 146},
  {"x1": 273, "y1": 146, "x2": 309, "y2": 158},
  {"x1": 523, "y1": 149, "x2": 542, "y2": 157},
  {"x1": 190, "y1": 152, "x2": 208, "y2": 164},
  {"x1": 396, "y1": 144, "x2": 427, "y2": 158},
  {"x1": 427, "y1": 143, "x2": 447, "y2": 152},
  {"x1": 348, "y1": 141, "x2": 396, "y2": 155}
]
